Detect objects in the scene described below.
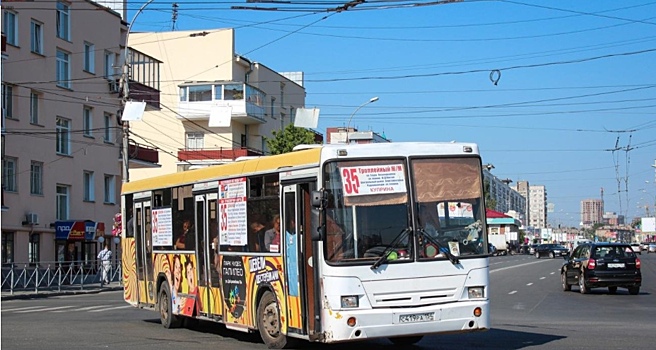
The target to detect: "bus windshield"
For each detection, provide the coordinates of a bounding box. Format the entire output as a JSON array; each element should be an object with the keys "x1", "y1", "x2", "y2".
[{"x1": 323, "y1": 157, "x2": 486, "y2": 264}]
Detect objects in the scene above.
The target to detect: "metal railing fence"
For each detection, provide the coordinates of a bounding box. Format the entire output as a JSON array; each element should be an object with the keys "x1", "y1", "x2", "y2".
[{"x1": 1, "y1": 260, "x2": 122, "y2": 295}]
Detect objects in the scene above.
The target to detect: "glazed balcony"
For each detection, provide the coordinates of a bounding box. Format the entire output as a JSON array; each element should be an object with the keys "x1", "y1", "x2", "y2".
[
  {"x1": 178, "y1": 147, "x2": 264, "y2": 162},
  {"x1": 177, "y1": 83, "x2": 266, "y2": 125}
]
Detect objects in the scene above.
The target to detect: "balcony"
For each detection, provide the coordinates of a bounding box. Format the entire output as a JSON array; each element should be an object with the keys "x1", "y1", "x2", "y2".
[
  {"x1": 127, "y1": 48, "x2": 161, "y2": 110},
  {"x1": 177, "y1": 83, "x2": 266, "y2": 125},
  {"x1": 127, "y1": 143, "x2": 160, "y2": 169},
  {"x1": 178, "y1": 147, "x2": 264, "y2": 162}
]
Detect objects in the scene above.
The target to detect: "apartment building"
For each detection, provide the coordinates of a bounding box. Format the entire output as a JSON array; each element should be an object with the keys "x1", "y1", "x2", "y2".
[
  {"x1": 513, "y1": 180, "x2": 531, "y2": 227},
  {"x1": 581, "y1": 199, "x2": 604, "y2": 227},
  {"x1": 482, "y1": 170, "x2": 527, "y2": 224},
  {"x1": 127, "y1": 29, "x2": 307, "y2": 180},
  {"x1": 528, "y1": 185, "x2": 547, "y2": 229},
  {"x1": 1, "y1": 1, "x2": 128, "y2": 264}
]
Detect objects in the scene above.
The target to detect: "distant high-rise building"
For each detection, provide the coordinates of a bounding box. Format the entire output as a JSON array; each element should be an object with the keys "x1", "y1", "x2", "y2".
[
  {"x1": 581, "y1": 199, "x2": 604, "y2": 227},
  {"x1": 528, "y1": 185, "x2": 547, "y2": 228},
  {"x1": 514, "y1": 181, "x2": 531, "y2": 227}
]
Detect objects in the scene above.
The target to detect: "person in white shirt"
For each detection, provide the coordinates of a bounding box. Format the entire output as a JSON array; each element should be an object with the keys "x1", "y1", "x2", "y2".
[{"x1": 97, "y1": 243, "x2": 112, "y2": 284}]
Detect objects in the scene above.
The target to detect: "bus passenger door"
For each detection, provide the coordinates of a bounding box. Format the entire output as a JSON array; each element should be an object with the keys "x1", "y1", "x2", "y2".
[
  {"x1": 135, "y1": 200, "x2": 155, "y2": 306},
  {"x1": 195, "y1": 193, "x2": 221, "y2": 317},
  {"x1": 282, "y1": 182, "x2": 317, "y2": 336}
]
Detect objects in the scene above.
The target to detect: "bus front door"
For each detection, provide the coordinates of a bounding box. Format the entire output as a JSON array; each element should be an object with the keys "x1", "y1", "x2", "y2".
[
  {"x1": 282, "y1": 182, "x2": 318, "y2": 337},
  {"x1": 135, "y1": 200, "x2": 156, "y2": 306}
]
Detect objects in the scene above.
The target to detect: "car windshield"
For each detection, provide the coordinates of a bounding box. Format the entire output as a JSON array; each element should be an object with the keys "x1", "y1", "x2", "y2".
[{"x1": 322, "y1": 157, "x2": 487, "y2": 264}]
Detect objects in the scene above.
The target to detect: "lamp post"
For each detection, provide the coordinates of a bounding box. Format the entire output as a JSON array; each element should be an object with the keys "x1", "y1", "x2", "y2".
[{"x1": 345, "y1": 96, "x2": 379, "y2": 143}]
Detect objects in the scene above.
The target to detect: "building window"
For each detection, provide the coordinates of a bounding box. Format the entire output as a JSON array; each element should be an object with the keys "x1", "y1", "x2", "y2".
[
  {"x1": 224, "y1": 84, "x2": 244, "y2": 100},
  {"x1": 2, "y1": 157, "x2": 17, "y2": 192},
  {"x1": 179, "y1": 87, "x2": 187, "y2": 102},
  {"x1": 56, "y1": 185, "x2": 70, "y2": 220},
  {"x1": 104, "y1": 175, "x2": 115, "y2": 204},
  {"x1": 104, "y1": 51, "x2": 116, "y2": 79},
  {"x1": 83, "y1": 171, "x2": 95, "y2": 202},
  {"x1": 28, "y1": 234, "x2": 40, "y2": 264},
  {"x1": 3, "y1": 11, "x2": 17, "y2": 46},
  {"x1": 189, "y1": 85, "x2": 212, "y2": 102},
  {"x1": 56, "y1": 49, "x2": 71, "y2": 88},
  {"x1": 104, "y1": 113, "x2": 113, "y2": 143},
  {"x1": 186, "y1": 132, "x2": 204, "y2": 150},
  {"x1": 30, "y1": 161, "x2": 43, "y2": 195},
  {"x1": 83, "y1": 106, "x2": 93, "y2": 137},
  {"x1": 30, "y1": 91, "x2": 40, "y2": 124},
  {"x1": 84, "y1": 42, "x2": 95, "y2": 73},
  {"x1": 31, "y1": 20, "x2": 43, "y2": 54},
  {"x1": 56, "y1": 117, "x2": 71, "y2": 155},
  {"x1": 2, "y1": 84, "x2": 14, "y2": 119},
  {"x1": 270, "y1": 96, "x2": 276, "y2": 119},
  {"x1": 2, "y1": 232, "x2": 15, "y2": 264},
  {"x1": 56, "y1": 2, "x2": 70, "y2": 41}
]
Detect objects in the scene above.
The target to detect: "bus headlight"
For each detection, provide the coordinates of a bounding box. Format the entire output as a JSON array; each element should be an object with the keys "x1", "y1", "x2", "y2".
[
  {"x1": 341, "y1": 295, "x2": 359, "y2": 308},
  {"x1": 467, "y1": 287, "x2": 484, "y2": 299}
]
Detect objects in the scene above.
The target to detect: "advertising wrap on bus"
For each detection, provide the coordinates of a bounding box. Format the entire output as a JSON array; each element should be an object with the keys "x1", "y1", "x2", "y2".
[{"x1": 55, "y1": 221, "x2": 105, "y2": 240}]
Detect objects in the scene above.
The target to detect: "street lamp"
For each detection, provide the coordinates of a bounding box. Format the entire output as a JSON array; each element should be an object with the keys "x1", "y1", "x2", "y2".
[{"x1": 345, "y1": 96, "x2": 379, "y2": 143}]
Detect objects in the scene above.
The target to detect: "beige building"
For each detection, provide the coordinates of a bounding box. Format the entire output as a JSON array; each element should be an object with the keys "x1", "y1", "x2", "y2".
[
  {"x1": 581, "y1": 199, "x2": 604, "y2": 227},
  {"x1": 1, "y1": 1, "x2": 129, "y2": 264},
  {"x1": 127, "y1": 29, "x2": 307, "y2": 180},
  {"x1": 528, "y1": 185, "x2": 547, "y2": 229}
]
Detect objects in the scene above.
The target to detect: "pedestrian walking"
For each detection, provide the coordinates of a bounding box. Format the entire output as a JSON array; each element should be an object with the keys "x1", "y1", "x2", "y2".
[{"x1": 98, "y1": 243, "x2": 112, "y2": 285}]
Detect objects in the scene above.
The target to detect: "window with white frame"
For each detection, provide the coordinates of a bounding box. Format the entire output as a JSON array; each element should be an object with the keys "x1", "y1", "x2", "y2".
[
  {"x1": 30, "y1": 161, "x2": 43, "y2": 195},
  {"x1": 104, "y1": 175, "x2": 115, "y2": 204},
  {"x1": 30, "y1": 91, "x2": 40, "y2": 124},
  {"x1": 104, "y1": 113, "x2": 113, "y2": 143},
  {"x1": 188, "y1": 85, "x2": 212, "y2": 102},
  {"x1": 83, "y1": 171, "x2": 95, "y2": 201},
  {"x1": 2, "y1": 157, "x2": 17, "y2": 192},
  {"x1": 83, "y1": 106, "x2": 93, "y2": 137},
  {"x1": 185, "y1": 132, "x2": 204, "y2": 150},
  {"x1": 84, "y1": 42, "x2": 95, "y2": 73},
  {"x1": 56, "y1": 49, "x2": 71, "y2": 88},
  {"x1": 56, "y1": 2, "x2": 70, "y2": 41},
  {"x1": 2, "y1": 84, "x2": 14, "y2": 119},
  {"x1": 3, "y1": 10, "x2": 18, "y2": 46},
  {"x1": 31, "y1": 20, "x2": 43, "y2": 54},
  {"x1": 56, "y1": 117, "x2": 71, "y2": 155},
  {"x1": 56, "y1": 185, "x2": 70, "y2": 220},
  {"x1": 104, "y1": 51, "x2": 116, "y2": 79}
]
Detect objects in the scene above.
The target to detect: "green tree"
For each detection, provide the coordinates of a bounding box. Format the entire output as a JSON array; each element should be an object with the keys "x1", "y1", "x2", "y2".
[
  {"x1": 483, "y1": 179, "x2": 497, "y2": 210},
  {"x1": 264, "y1": 124, "x2": 318, "y2": 155}
]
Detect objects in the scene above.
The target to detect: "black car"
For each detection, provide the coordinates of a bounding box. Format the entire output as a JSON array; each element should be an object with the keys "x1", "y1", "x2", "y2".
[
  {"x1": 534, "y1": 243, "x2": 569, "y2": 258},
  {"x1": 561, "y1": 242, "x2": 641, "y2": 295}
]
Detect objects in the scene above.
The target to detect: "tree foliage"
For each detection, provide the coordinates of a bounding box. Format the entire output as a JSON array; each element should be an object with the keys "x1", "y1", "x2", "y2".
[
  {"x1": 265, "y1": 124, "x2": 318, "y2": 155},
  {"x1": 483, "y1": 179, "x2": 497, "y2": 210}
]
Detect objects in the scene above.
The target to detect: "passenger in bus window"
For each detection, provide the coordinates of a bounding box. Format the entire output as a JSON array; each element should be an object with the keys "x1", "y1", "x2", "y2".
[
  {"x1": 175, "y1": 219, "x2": 193, "y2": 250},
  {"x1": 265, "y1": 215, "x2": 281, "y2": 253},
  {"x1": 418, "y1": 203, "x2": 440, "y2": 237},
  {"x1": 249, "y1": 216, "x2": 267, "y2": 252}
]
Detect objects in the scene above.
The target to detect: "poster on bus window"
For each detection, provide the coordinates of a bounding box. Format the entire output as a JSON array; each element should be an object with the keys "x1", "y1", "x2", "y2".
[
  {"x1": 152, "y1": 208, "x2": 173, "y2": 246},
  {"x1": 340, "y1": 164, "x2": 406, "y2": 196},
  {"x1": 219, "y1": 177, "x2": 248, "y2": 246}
]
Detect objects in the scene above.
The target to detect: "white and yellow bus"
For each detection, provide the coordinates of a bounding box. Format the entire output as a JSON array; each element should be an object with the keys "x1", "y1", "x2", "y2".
[{"x1": 120, "y1": 142, "x2": 490, "y2": 348}]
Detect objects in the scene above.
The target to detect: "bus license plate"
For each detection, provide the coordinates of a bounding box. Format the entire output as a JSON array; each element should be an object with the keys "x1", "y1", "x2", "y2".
[
  {"x1": 399, "y1": 312, "x2": 434, "y2": 324},
  {"x1": 608, "y1": 263, "x2": 625, "y2": 268}
]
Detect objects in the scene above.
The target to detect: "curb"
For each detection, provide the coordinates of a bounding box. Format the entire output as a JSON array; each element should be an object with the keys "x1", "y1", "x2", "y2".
[{"x1": 1, "y1": 286, "x2": 123, "y2": 301}]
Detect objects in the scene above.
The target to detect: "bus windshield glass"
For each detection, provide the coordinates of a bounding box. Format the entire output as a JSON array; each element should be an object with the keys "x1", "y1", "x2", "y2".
[{"x1": 323, "y1": 156, "x2": 486, "y2": 264}]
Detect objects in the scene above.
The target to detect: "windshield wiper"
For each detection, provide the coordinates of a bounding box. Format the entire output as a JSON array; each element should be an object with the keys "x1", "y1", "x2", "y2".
[
  {"x1": 417, "y1": 228, "x2": 460, "y2": 265},
  {"x1": 370, "y1": 227, "x2": 411, "y2": 270}
]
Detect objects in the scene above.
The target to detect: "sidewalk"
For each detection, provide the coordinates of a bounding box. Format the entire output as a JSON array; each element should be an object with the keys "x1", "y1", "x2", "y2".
[{"x1": 1, "y1": 283, "x2": 123, "y2": 301}]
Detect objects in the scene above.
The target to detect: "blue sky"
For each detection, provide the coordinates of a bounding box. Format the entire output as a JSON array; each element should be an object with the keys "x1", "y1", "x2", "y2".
[{"x1": 128, "y1": 0, "x2": 656, "y2": 228}]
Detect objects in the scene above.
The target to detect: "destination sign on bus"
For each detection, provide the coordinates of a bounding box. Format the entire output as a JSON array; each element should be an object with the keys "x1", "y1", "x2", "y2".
[{"x1": 340, "y1": 164, "x2": 406, "y2": 196}]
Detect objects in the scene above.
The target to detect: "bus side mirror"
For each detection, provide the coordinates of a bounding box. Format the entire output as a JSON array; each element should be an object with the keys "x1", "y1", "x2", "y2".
[
  {"x1": 311, "y1": 208, "x2": 324, "y2": 241},
  {"x1": 311, "y1": 190, "x2": 325, "y2": 208}
]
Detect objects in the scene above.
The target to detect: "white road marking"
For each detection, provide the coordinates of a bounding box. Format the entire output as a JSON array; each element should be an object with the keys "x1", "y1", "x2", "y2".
[
  {"x1": 540, "y1": 277, "x2": 546, "y2": 280},
  {"x1": 88, "y1": 305, "x2": 133, "y2": 313},
  {"x1": 1, "y1": 306, "x2": 44, "y2": 312},
  {"x1": 508, "y1": 291, "x2": 517, "y2": 295},
  {"x1": 489, "y1": 259, "x2": 551, "y2": 273},
  {"x1": 15, "y1": 306, "x2": 73, "y2": 313},
  {"x1": 527, "y1": 283, "x2": 533, "y2": 286},
  {"x1": 52, "y1": 305, "x2": 108, "y2": 312}
]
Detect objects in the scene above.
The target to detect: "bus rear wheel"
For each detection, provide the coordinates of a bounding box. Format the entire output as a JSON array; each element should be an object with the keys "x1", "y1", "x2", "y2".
[
  {"x1": 389, "y1": 336, "x2": 424, "y2": 346},
  {"x1": 257, "y1": 291, "x2": 290, "y2": 349},
  {"x1": 159, "y1": 282, "x2": 182, "y2": 329}
]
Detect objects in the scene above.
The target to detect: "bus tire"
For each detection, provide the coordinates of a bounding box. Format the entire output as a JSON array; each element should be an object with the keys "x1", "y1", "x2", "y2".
[
  {"x1": 257, "y1": 291, "x2": 289, "y2": 349},
  {"x1": 159, "y1": 282, "x2": 182, "y2": 329},
  {"x1": 389, "y1": 336, "x2": 424, "y2": 345}
]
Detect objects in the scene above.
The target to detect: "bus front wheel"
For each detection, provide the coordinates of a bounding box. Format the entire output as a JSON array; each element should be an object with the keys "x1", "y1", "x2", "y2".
[
  {"x1": 159, "y1": 282, "x2": 182, "y2": 329},
  {"x1": 257, "y1": 291, "x2": 290, "y2": 349}
]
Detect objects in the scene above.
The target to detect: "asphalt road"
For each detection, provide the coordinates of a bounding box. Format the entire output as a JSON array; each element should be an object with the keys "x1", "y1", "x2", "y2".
[{"x1": 2, "y1": 253, "x2": 656, "y2": 350}]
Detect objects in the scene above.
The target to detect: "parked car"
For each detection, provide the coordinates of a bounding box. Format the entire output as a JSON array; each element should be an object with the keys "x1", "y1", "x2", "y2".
[
  {"x1": 630, "y1": 243, "x2": 642, "y2": 255},
  {"x1": 534, "y1": 243, "x2": 569, "y2": 258},
  {"x1": 561, "y1": 242, "x2": 641, "y2": 294},
  {"x1": 649, "y1": 243, "x2": 656, "y2": 253},
  {"x1": 528, "y1": 244, "x2": 538, "y2": 255},
  {"x1": 641, "y1": 242, "x2": 650, "y2": 251}
]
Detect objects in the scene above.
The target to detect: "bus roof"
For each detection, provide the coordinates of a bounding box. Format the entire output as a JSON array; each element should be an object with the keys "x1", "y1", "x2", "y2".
[{"x1": 122, "y1": 147, "x2": 321, "y2": 194}]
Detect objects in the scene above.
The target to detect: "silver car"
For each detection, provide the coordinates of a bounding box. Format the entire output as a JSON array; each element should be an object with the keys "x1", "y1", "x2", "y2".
[
  {"x1": 630, "y1": 243, "x2": 642, "y2": 255},
  {"x1": 649, "y1": 243, "x2": 656, "y2": 253}
]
